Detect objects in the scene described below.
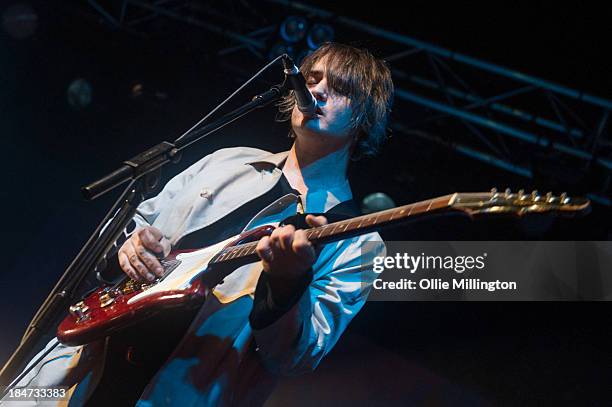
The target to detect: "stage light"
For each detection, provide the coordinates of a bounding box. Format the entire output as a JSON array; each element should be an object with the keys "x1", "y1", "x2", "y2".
[
  {"x1": 2, "y1": 3, "x2": 38, "y2": 39},
  {"x1": 279, "y1": 16, "x2": 308, "y2": 43},
  {"x1": 67, "y1": 78, "x2": 92, "y2": 110},
  {"x1": 361, "y1": 192, "x2": 396, "y2": 214},
  {"x1": 307, "y1": 23, "x2": 334, "y2": 50},
  {"x1": 131, "y1": 83, "x2": 144, "y2": 98}
]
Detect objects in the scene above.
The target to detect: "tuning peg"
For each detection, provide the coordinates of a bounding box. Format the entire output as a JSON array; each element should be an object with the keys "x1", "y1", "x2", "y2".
[
  {"x1": 505, "y1": 188, "x2": 512, "y2": 197},
  {"x1": 531, "y1": 190, "x2": 540, "y2": 201},
  {"x1": 545, "y1": 191, "x2": 552, "y2": 202},
  {"x1": 518, "y1": 189, "x2": 526, "y2": 200},
  {"x1": 560, "y1": 192, "x2": 569, "y2": 204},
  {"x1": 490, "y1": 187, "x2": 498, "y2": 193}
]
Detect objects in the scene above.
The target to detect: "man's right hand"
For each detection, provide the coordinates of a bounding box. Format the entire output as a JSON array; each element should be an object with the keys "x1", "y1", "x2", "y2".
[{"x1": 118, "y1": 226, "x2": 171, "y2": 282}]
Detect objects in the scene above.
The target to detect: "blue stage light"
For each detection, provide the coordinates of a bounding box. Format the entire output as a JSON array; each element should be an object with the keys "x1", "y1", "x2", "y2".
[
  {"x1": 280, "y1": 16, "x2": 308, "y2": 43},
  {"x1": 307, "y1": 23, "x2": 334, "y2": 49}
]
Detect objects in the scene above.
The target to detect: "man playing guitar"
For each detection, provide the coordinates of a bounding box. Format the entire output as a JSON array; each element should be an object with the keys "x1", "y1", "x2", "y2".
[{"x1": 2, "y1": 42, "x2": 393, "y2": 406}]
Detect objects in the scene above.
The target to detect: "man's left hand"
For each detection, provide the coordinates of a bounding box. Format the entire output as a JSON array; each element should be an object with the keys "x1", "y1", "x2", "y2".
[{"x1": 255, "y1": 214, "x2": 328, "y2": 286}]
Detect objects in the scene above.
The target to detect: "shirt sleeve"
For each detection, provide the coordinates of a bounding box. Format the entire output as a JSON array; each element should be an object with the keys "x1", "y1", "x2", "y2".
[
  {"x1": 249, "y1": 268, "x2": 313, "y2": 330},
  {"x1": 134, "y1": 150, "x2": 219, "y2": 226},
  {"x1": 249, "y1": 232, "x2": 386, "y2": 376}
]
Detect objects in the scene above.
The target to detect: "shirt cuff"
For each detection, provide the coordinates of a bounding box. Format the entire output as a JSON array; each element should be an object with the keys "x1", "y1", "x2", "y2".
[{"x1": 249, "y1": 269, "x2": 312, "y2": 330}]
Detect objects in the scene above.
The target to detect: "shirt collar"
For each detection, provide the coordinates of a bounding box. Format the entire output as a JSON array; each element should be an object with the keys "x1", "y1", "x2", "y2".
[
  {"x1": 246, "y1": 149, "x2": 353, "y2": 212},
  {"x1": 246, "y1": 150, "x2": 289, "y2": 169}
]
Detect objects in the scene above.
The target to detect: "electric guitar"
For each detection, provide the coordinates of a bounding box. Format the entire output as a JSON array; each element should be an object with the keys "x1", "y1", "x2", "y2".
[{"x1": 57, "y1": 189, "x2": 590, "y2": 345}]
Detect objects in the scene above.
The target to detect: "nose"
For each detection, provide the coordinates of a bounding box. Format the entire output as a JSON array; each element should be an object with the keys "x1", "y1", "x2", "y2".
[{"x1": 309, "y1": 79, "x2": 328, "y2": 102}]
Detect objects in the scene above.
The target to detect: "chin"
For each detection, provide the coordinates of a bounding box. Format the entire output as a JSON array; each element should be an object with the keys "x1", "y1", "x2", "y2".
[
  {"x1": 293, "y1": 119, "x2": 322, "y2": 137},
  {"x1": 292, "y1": 111, "x2": 315, "y2": 127}
]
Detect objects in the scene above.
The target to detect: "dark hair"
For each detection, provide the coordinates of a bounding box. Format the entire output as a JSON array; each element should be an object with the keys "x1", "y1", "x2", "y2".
[{"x1": 277, "y1": 42, "x2": 394, "y2": 160}]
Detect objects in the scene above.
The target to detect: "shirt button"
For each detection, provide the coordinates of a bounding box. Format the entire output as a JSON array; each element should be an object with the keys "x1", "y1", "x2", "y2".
[{"x1": 200, "y1": 189, "x2": 213, "y2": 200}]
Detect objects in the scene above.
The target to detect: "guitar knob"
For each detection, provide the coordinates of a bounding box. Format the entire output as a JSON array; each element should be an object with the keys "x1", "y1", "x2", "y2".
[
  {"x1": 99, "y1": 292, "x2": 115, "y2": 308},
  {"x1": 69, "y1": 301, "x2": 90, "y2": 321}
]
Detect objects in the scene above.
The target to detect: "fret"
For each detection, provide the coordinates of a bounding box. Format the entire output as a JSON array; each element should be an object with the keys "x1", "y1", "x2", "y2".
[
  {"x1": 244, "y1": 243, "x2": 257, "y2": 256},
  {"x1": 225, "y1": 248, "x2": 237, "y2": 259},
  {"x1": 360, "y1": 216, "x2": 375, "y2": 227},
  {"x1": 412, "y1": 202, "x2": 428, "y2": 214},
  {"x1": 225, "y1": 244, "x2": 253, "y2": 261},
  {"x1": 237, "y1": 245, "x2": 249, "y2": 257},
  {"x1": 319, "y1": 225, "x2": 331, "y2": 237},
  {"x1": 308, "y1": 228, "x2": 318, "y2": 240},
  {"x1": 329, "y1": 221, "x2": 349, "y2": 237},
  {"x1": 237, "y1": 247, "x2": 246, "y2": 258},
  {"x1": 380, "y1": 211, "x2": 393, "y2": 223}
]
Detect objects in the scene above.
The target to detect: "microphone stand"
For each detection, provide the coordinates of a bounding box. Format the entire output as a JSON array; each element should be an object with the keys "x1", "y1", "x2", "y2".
[{"x1": 0, "y1": 83, "x2": 286, "y2": 391}]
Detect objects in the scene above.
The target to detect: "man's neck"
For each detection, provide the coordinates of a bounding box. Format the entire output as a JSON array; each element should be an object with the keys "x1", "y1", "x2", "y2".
[{"x1": 283, "y1": 140, "x2": 350, "y2": 195}]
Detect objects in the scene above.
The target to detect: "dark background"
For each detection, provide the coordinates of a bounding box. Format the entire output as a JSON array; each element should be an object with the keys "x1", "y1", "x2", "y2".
[{"x1": 1, "y1": 1, "x2": 610, "y2": 405}]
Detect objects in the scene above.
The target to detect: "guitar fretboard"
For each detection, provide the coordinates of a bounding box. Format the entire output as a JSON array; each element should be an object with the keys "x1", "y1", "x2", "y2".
[{"x1": 210, "y1": 194, "x2": 454, "y2": 265}]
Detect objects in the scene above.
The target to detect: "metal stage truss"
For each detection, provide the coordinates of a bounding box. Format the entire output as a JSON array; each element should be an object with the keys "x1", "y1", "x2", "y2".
[{"x1": 86, "y1": 0, "x2": 612, "y2": 205}]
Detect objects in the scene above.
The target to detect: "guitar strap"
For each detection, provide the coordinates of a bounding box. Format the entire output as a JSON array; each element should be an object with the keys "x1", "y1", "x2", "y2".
[{"x1": 280, "y1": 197, "x2": 361, "y2": 228}]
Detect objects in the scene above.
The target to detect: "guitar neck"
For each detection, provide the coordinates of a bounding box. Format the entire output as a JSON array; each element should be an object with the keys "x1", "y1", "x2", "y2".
[
  {"x1": 306, "y1": 194, "x2": 454, "y2": 243},
  {"x1": 211, "y1": 194, "x2": 455, "y2": 265}
]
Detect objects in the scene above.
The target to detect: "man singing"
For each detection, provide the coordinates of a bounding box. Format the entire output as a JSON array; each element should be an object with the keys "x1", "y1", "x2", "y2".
[{"x1": 2, "y1": 42, "x2": 394, "y2": 406}]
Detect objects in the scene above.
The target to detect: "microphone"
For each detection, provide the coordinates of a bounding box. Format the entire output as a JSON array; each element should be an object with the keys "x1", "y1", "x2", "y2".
[{"x1": 281, "y1": 54, "x2": 318, "y2": 117}]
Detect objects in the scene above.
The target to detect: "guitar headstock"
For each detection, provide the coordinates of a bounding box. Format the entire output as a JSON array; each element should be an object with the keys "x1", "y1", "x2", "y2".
[{"x1": 449, "y1": 188, "x2": 591, "y2": 218}]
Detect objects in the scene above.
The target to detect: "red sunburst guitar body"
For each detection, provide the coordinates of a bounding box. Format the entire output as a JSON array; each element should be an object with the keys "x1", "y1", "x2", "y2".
[{"x1": 57, "y1": 225, "x2": 274, "y2": 346}]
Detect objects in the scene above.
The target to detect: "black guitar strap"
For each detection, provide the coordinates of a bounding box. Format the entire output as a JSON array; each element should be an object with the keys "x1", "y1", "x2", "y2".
[{"x1": 280, "y1": 198, "x2": 361, "y2": 229}]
